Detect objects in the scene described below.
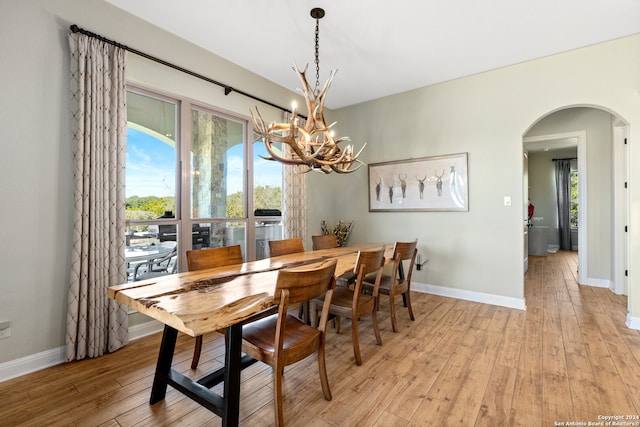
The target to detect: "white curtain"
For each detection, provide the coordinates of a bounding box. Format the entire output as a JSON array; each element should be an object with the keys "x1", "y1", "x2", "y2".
[
  {"x1": 66, "y1": 31, "x2": 129, "y2": 361},
  {"x1": 282, "y1": 112, "x2": 307, "y2": 239}
]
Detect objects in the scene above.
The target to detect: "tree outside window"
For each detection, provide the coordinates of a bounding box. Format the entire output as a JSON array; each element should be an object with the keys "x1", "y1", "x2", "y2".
[{"x1": 570, "y1": 170, "x2": 579, "y2": 227}]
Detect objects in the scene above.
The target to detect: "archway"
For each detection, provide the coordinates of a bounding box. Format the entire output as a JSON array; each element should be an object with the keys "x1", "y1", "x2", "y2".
[{"x1": 523, "y1": 106, "x2": 629, "y2": 296}]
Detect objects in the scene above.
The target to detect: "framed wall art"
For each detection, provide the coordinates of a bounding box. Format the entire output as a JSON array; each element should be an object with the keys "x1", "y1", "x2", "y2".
[{"x1": 368, "y1": 152, "x2": 468, "y2": 212}]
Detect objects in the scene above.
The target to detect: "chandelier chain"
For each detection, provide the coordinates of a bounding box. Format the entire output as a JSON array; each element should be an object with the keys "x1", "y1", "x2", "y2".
[{"x1": 314, "y1": 15, "x2": 320, "y2": 96}]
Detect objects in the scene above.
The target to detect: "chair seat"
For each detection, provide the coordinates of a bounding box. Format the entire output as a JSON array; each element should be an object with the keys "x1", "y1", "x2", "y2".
[
  {"x1": 363, "y1": 274, "x2": 407, "y2": 295},
  {"x1": 318, "y1": 287, "x2": 376, "y2": 318},
  {"x1": 243, "y1": 313, "x2": 322, "y2": 364}
]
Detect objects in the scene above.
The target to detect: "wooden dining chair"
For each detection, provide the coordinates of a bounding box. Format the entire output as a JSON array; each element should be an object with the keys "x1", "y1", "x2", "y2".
[
  {"x1": 268, "y1": 237, "x2": 304, "y2": 257},
  {"x1": 268, "y1": 237, "x2": 308, "y2": 318},
  {"x1": 242, "y1": 259, "x2": 337, "y2": 427},
  {"x1": 185, "y1": 245, "x2": 243, "y2": 369},
  {"x1": 311, "y1": 234, "x2": 338, "y2": 250},
  {"x1": 362, "y1": 240, "x2": 418, "y2": 333},
  {"x1": 314, "y1": 248, "x2": 385, "y2": 365}
]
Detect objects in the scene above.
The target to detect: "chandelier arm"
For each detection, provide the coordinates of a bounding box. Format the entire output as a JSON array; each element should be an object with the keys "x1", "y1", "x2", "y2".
[
  {"x1": 266, "y1": 127, "x2": 320, "y2": 166},
  {"x1": 352, "y1": 142, "x2": 368, "y2": 158},
  {"x1": 330, "y1": 159, "x2": 365, "y2": 174},
  {"x1": 313, "y1": 69, "x2": 336, "y2": 122},
  {"x1": 262, "y1": 141, "x2": 307, "y2": 166},
  {"x1": 250, "y1": 108, "x2": 266, "y2": 134}
]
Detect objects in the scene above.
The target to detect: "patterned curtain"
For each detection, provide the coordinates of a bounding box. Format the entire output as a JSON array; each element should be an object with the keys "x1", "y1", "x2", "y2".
[
  {"x1": 66, "y1": 31, "x2": 129, "y2": 361},
  {"x1": 282, "y1": 112, "x2": 307, "y2": 239}
]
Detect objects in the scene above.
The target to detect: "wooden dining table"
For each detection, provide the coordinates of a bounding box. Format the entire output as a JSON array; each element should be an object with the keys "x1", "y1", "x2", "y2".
[{"x1": 108, "y1": 242, "x2": 392, "y2": 427}]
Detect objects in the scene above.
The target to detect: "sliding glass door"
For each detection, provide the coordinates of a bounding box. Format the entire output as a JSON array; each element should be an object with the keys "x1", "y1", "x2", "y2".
[
  {"x1": 124, "y1": 90, "x2": 179, "y2": 282},
  {"x1": 124, "y1": 87, "x2": 283, "y2": 281}
]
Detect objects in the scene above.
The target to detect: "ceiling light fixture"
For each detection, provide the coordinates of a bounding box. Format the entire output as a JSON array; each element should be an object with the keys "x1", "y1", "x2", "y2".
[{"x1": 251, "y1": 7, "x2": 366, "y2": 174}]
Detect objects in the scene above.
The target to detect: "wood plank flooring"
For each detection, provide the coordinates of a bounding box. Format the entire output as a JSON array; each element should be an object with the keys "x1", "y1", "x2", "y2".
[{"x1": 1, "y1": 251, "x2": 639, "y2": 426}]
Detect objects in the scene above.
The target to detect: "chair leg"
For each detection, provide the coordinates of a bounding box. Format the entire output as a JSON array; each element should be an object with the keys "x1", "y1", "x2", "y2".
[
  {"x1": 351, "y1": 317, "x2": 362, "y2": 366},
  {"x1": 371, "y1": 308, "x2": 383, "y2": 346},
  {"x1": 317, "y1": 342, "x2": 332, "y2": 401},
  {"x1": 389, "y1": 293, "x2": 399, "y2": 333},
  {"x1": 335, "y1": 316, "x2": 342, "y2": 334},
  {"x1": 273, "y1": 364, "x2": 286, "y2": 427},
  {"x1": 310, "y1": 302, "x2": 318, "y2": 327},
  {"x1": 405, "y1": 291, "x2": 415, "y2": 321},
  {"x1": 191, "y1": 335, "x2": 203, "y2": 369}
]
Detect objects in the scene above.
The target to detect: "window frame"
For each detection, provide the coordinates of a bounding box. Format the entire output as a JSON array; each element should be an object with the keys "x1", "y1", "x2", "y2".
[{"x1": 125, "y1": 84, "x2": 282, "y2": 277}]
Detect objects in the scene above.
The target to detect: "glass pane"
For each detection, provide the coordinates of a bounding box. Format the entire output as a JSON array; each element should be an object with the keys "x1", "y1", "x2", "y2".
[
  {"x1": 253, "y1": 141, "x2": 283, "y2": 259},
  {"x1": 191, "y1": 108, "x2": 245, "y2": 219},
  {"x1": 256, "y1": 220, "x2": 283, "y2": 260},
  {"x1": 126, "y1": 91, "x2": 177, "y2": 218},
  {"x1": 125, "y1": 224, "x2": 179, "y2": 282},
  {"x1": 570, "y1": 171, "x2": 579, "y2": 227},
  {"x1": 190, "y1": 222, "x2": 247, "y2": 260},
  {"x1": 125, "y1": 91, "x2": 179, "y2": 280},
  {"x1": 253, "y1": 141, "x2": 283, "y2": 214}
]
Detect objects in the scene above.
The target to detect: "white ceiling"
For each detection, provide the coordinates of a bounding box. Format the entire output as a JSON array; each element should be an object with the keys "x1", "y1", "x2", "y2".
[{"x1": 105, "y1": 0, "x2": 640, "y2": 109}]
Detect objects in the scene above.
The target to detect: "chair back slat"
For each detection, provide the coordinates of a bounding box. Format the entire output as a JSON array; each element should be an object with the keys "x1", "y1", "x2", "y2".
[
  {"x1": 269, "y1": 237, "x2": 304, "y2": 257},
  {"x1": 312, "y1": 234, "x2": 338, "y2": 250},
  {"x1": 353, "y1": 248, "x2": 386, "y2": 277},
  {"x1": 273, "y1": 259, "x2": 337, "y2": 305},
  {"x1": 186, "y1": 245, "x2": 243, "y2": 271},
  {"x1": 352, "y1": 248, "x2": 386, "y2": 297},
  {"x1": 392, "y1": 240, "x2": 418, "y2": 281}
]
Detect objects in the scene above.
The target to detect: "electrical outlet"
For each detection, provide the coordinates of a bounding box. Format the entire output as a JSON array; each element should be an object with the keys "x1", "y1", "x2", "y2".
[
  {"x1": 0, "y1": 326, "x2": 10, "y2": 339},
  {"x1": 0, "y1": 320, "x2": 10, "y2": 339}
]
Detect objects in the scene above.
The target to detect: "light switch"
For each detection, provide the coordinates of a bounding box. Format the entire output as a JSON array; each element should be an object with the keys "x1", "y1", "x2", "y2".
[{"x1": 504, "y1": 196, "x2": 512, "y2": 206}]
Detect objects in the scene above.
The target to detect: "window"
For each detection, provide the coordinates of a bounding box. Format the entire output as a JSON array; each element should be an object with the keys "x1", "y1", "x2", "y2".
[
  {"x1": 125, "y1": 87, "x2": 283, "y2": 281},
  {"x1": 253, "y1": 140, "x2": 284, "y2": 258},
  {"x1": 570, "y1": 169, "x2": 578, "y2": 228}
]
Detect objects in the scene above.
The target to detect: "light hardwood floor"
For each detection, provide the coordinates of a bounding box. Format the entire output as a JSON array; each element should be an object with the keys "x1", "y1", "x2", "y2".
[{"x1": 1, "y1": 251, "x2": 639, "y2": 426}]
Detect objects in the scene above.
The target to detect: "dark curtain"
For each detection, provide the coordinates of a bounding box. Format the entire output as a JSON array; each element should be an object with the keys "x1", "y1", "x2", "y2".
[{"x1": 554, "y1": 159, "x2": 572, "y2": 250}]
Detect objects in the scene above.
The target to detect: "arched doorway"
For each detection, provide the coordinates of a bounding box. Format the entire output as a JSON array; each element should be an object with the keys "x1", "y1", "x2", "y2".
[{"x1": 523, "y1": 106, "x2": 629, "y2": 295}]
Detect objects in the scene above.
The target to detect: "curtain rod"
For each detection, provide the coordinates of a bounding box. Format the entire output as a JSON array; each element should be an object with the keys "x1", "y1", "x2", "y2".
[
  {"x1": 69, "y1": 24, "x2": 301, "y2": 117},
  {"x1": 552, "y1": 157, "x2": 577, "y2": 161}
]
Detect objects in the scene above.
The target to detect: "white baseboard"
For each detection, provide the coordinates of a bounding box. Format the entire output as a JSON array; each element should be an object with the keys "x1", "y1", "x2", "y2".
[
  {"x1": 547, "y1": 244, "x2": 560, "y2": 253},
  {"x1": 583, "y1": 277, "x2": 612, "y2": 289},
  {"x1": 128, "y1": 319, "x2": 164, "y2": 340},
  {"x1": 0, "y1": 319, "x2": 163, "y2": 384},
  {"x1": 0, "y1": 346, "x2": 65, "y2": 383},
  {"x1": 412, "y1": 282, "x2": 526, "y2": 311},
  {"x1": 627, "y1": 313, "x2": 640, "y2": 331}
]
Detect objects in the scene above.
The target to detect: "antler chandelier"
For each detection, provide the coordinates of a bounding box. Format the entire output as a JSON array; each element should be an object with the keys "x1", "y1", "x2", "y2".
[{"x1": 251, "y1": 7, "x2": 366, "y2": 174}]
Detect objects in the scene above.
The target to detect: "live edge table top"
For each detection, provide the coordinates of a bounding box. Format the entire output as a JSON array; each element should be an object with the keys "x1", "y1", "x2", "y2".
[{"x1": 108, "y1": 243, "x2": 392, "y2": 338}]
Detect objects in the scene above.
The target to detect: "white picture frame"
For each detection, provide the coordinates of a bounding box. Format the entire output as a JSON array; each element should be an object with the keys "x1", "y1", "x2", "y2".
[{"x1": 368, "y1": 153, "x2": 469, "y2": 212}]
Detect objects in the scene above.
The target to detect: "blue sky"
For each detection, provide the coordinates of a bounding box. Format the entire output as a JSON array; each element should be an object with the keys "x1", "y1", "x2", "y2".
[
  {"x1": 126, "y1": 127, "x2": 282, "y2": 198},
  {"x1": 126, "y1": 127, "x2": 176, "y2": 198}
]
